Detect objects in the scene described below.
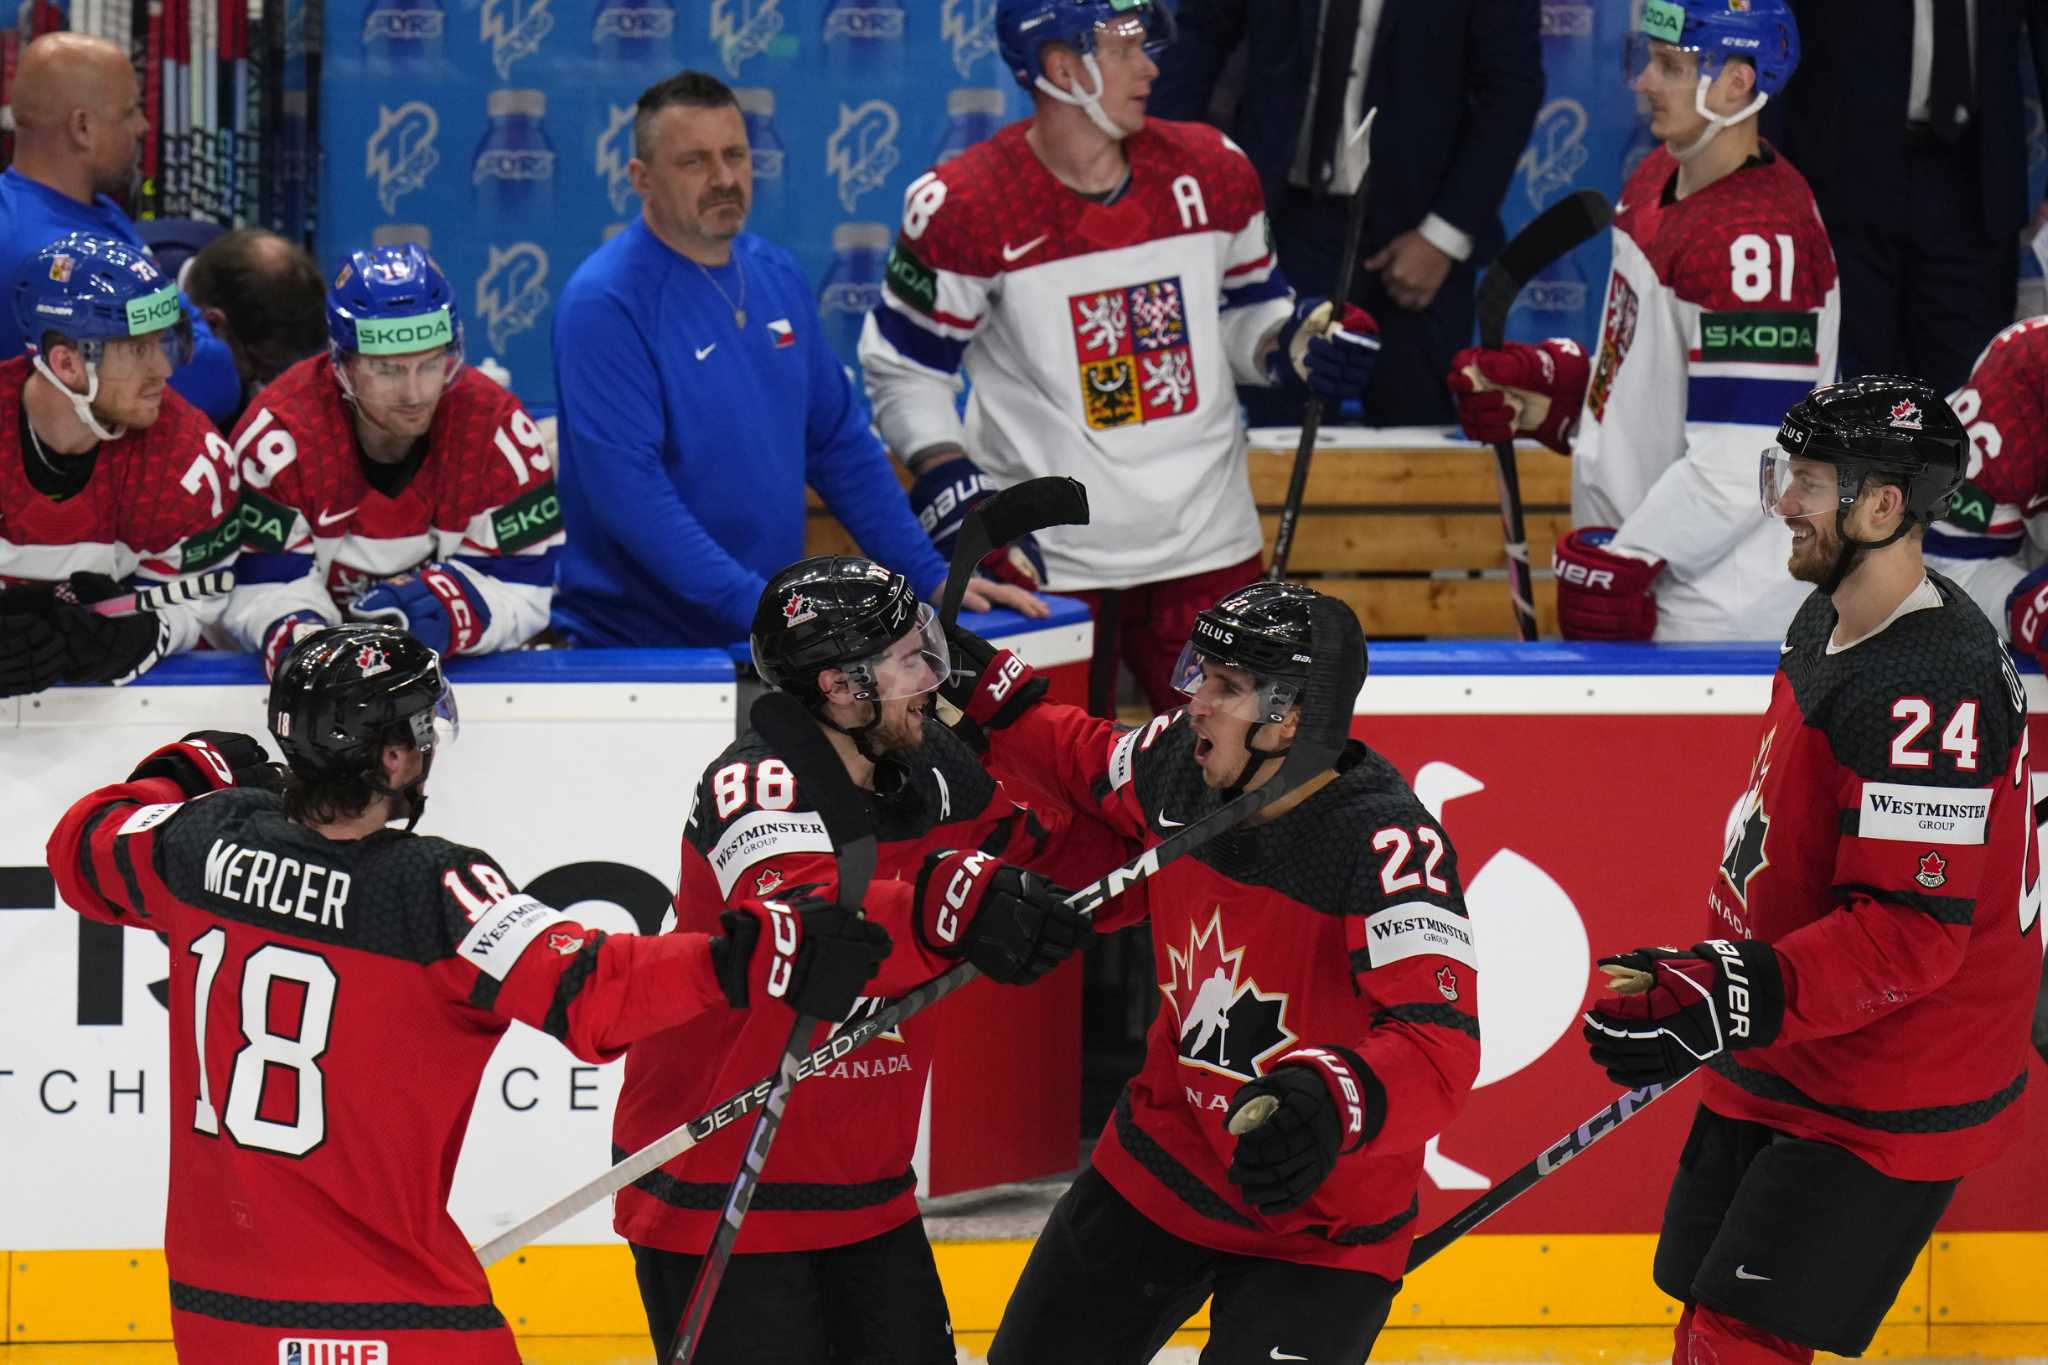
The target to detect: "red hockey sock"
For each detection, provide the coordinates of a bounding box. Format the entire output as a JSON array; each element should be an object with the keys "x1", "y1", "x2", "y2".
[{"x1": 1674, "y1": 1303, "x2": 1815, "y2": 1365}]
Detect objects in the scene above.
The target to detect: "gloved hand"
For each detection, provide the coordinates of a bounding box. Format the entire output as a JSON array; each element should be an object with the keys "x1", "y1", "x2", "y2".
[
  {"x1": 914, "y1": 849, "x2": 1087, "y2": 986},
  {"x1": 1225, "y1": 1045, "x2": 1378, "y2": 1215},
  {"x1": 907, "y1": 457, "x2": 1047, "y2": 592},
  {"x1": 1582, "y1": 940, "x2": 1784, "y2": 1086},
  {"x1": 1269, "y1": 298, "x2": 1380, "y2": 400},
  {"x1": 53, "y1": 599, "x2": 166, "y2": 685},
  {"x1": 1553, "y1": 528, "x2": 1663, "y2": 641},
  {"x1": 348, "y1": 562, "x2": 492, "y2": 657},
  {"x1": 711, "y1": 898, "x2": 892, "y2": 1020},
  {"x1": 1446, "y1": 339, "x2": 1589, "y2": 454},
  {"x1": 936, "y1": 624, "x2": 1047, "y2": 744},
  {"x1": 261, "y1": 611, "x2": 331, "y2": 680},
  {"x1": 129, "y1": 730, "x2": 287, "y2": 797},
  {"x1": 0, "y1": 613, "x2": 69, "y2": 697},
  {"x1": 2006, "y1": 563, "x2": 2048, "y2": 674}
]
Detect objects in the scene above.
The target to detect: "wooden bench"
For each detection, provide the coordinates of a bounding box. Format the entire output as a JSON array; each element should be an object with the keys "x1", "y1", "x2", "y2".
[{"x1": 805, "y1": 429, "x2": 1569, "y2": 639}]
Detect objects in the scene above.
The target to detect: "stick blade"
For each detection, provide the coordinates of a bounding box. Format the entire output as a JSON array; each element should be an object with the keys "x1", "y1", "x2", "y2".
[
  {"x1": 1476, "y1": 189, "x2": 1614, "y2": 347},
  {"x1": 1298, "y1": 593, "x2": 1367, "y2": 762},
  {"x1": 977, "y1": 475, "x2": 1090, "y2": 547}
]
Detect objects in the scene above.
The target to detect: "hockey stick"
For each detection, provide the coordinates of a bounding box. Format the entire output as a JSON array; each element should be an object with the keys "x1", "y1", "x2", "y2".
[
  {"x1": 935, "y1": 474, "x2": 1089, "y2": 632},
  {"x1": 1464, "y1": 188, "x2": 1613, "y2": 641},
  {"x1": 1268, "y1": 108, "x2": 1374, "y2": 582},
  {"x1": 475, "y1": 598, "x2": 1368, "y2": 1267},
  {"x1": 90, "y1": 568, "x2": 234, "y2": 616},
  {"x1": 665, "y1": 691, "x2": 879, "y2": 1365}
]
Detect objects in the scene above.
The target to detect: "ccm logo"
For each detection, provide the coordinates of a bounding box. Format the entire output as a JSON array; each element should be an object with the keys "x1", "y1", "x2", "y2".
[
  {"x1": 764, "y1": 898, "x2": 799, "y2": 998},
  {"x1": 937, "y1": 850, "x2": 990, "y2": 943},
  {"x1": 985, "y1": 654, "x2": 1026, "y2": 704},
  {"x1": 1556, "y1": 561, "x2": 1615, "y2": 590}
]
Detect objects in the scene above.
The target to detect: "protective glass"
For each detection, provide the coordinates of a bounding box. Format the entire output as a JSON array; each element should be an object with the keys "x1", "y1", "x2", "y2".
[
  {"x1": 339, "y1": 346, "x2": 459, "y2": 407},
  {"x1": 72, "y1": 316, "x2": 195, "y2": 372},
  {"x1": 1759, "y1": 447, "x2": 1846, "y2": 521},
  {"x1": 1622, "y1": 33, "x2": 1705, "y2": 93},
  {"x1": 838, "y1": 601, "x2": 949, "y2": 703},
  {"x1": 1170, "y1": 643, "x2": 1294, "y2": 724}
]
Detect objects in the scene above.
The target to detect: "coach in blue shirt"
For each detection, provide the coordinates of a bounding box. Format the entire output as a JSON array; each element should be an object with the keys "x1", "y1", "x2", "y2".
[
  {"x1": 550, "y1": 70, "x2": 1043, "y2": 648},
  {"x1": 0, "y1": 33, "x2": 240, "y2": 425}
]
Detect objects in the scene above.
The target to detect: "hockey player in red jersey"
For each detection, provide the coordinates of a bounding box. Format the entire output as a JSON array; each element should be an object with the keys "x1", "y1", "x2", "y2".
[
  {"x1": 612, "y1": 555, "x2": 1120, "y2": 1363},
  {"x1": 1449, "y1": 0, "x2": 1837, "y2": 642},
  {"x1": 860, "y1": 0, "x2": 1379, "y2": 713},
  {"x1": 220, "y1": 244, "x2": 562, "y2": 675},
  {"x1": 1584, "y1": 378, "x2": 2043, "y2": 1365},
  {"x1": 45, "y1": 623, "x2": 888, "y2": 1362},
  {"x1": 941, "y1": 582, "x2": 1481, "y2": 1361},
  {"x1": 0, "y1": 232, "x2": 239, "y2": 697}
]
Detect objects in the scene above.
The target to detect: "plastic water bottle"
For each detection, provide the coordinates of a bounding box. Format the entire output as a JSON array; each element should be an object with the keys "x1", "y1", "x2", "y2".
[
  {"x1": 360, "y1": 0, "x2": 446, "y2": 71},
  {"x1": 817, "y1": 222, "x2": 891, "y2": 370},
  {"x1": 821, "y1": 0, "x2": 906, "y2": 78},
  {"x1": 372, "y1": 223, "x2": 433, "y2": 249},
  {"x1": 591, "y1": 0, "x2": 676, "y2": 73},
  {"x1": 471, "y1": 88, "x2": 558, "y2": 223},
  {"x1": 736, "y1": 87, "x2": 787, "y2": 242},
  {"x1": 934, "y1": 87, "x2": 1004, "y2": 164}
]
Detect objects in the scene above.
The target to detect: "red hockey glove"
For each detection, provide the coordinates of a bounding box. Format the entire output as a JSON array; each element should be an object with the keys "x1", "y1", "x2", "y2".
[
  {"x1": 262, "y1": 611, "x2": 329, "y2": 680},
  {"x1": 713, "y1": 898, "x2": 892, "y2": 1019},
  {"x1": 1582, "y1": 940, "x2": 1784, "y2": 1086},
  {"x1": 1446, "y1": 339, "x2": 1588, "y2": 454},
  {"x1": 2006, "y1": 563, "x2": 2048, "y2": 672},
  {"x1": 914, "y1": 848, "x2": 1087, "y2": 986},
  {"x1": 938, "y1": 623, "x2": 1047, "y2": 737},
  {"x1": 129, "y1": 731, "x2": 287, "y2": 798},
  {"x1": 1224, "y1": 1044, "x2": 1379, "y2": 1215},
  {"x1": 1553, "y1": 528, "x2": 1663, "y2": 641}
]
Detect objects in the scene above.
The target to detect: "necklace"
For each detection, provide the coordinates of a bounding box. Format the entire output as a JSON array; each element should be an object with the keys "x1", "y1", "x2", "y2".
[{"x1": 692, "y1": 254, "x2": 747, "y2": 329}]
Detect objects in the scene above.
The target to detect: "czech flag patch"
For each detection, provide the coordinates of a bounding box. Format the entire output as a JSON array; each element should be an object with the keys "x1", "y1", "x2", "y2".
[{"x1": 768, "y1": 318, "x2": 796, "y2": 348}]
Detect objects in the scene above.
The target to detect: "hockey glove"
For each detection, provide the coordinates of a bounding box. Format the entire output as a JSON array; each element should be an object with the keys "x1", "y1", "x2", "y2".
[
  {"x1": 1225, "y1": 1046, "x2": 1379, "y2": 1215},
  {"x1": 715, "y1": 898, "x2": 892, "y2": 1020},
  {"x1": 1582, "y1": 940, "x2": 1785, "y2": 1086},
  {"x1": 349, "y1": 562, "x2": 492, "y2": 657},
  {"x1": 0, "y1": 613, "x2": 69, "y2": 697},
  {"x1": 2006, "y1": 563, "x2": 2048, "y2": 674},
  {"x1": 914, "y1": 849, "x2": 1087, "y2": 986},
  {"x1": 1269, "y1": 298, "x2": 1380, "y2": 401},
  {"x1": 130, "y1": 730, "x2": 286, "y2": 798},
  {"x1": 938, "y1": 624, "x2": 1048, "y2": 744},
  {"x1": 261, "y1": 611, "x2": 331, "y2": 680},
  {"x1": 53, "y1": 600, "x2": 167, "y2": 685},
  {"x1": 1554, "y1": 528, "x2": 1663, "y2": 641},
  {"x1": 1446, "y1": 339, "x2": 1588, "y2": 454},
  {"x1": 908, "y1": 458, "x2": 1047, "y2": 592}
]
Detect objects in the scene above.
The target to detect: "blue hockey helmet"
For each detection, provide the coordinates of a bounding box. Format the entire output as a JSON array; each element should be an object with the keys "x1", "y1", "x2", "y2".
[
  {"x1": 1630, "y1": 0, "x2": 1800, "y2": 99},
  {"x1": 326, "y1": 243, "x2": 464, "y2": 361},
  {"x1": 996, "y1": 0, "x2": 1176, "y2": 118},
  {"x1": 15, "y1": 231, "x2": 190, "y2": 361}
]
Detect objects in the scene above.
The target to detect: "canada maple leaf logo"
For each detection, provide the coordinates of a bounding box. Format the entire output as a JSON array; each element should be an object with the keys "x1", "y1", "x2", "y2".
[
  {"x1": 546, "y1": 930, "x2": 584, "y2": 955},
  {"x1": 754, "y1": 868, "x2": 783, "y2": 896},
  {"x1": 1159, "y1": 909, "x2": 1296, "y2": 1083},
  {"x1": 1915, "y1": 850, "x2": 1948, "y2": 889},
  {"x1": 1889, "y1": 399, "x2": 1923, "y2": 430},
  {"x1": 1435, "y1": 965, "x2": 1460, "y2": 1002}
]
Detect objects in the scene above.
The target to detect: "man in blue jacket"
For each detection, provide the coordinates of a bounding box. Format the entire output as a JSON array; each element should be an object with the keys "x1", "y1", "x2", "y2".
[
  {"x1": 550, "y1": 71, "x2": 1044, "y2": 648},
  {"x1": 1149, "y1": 0, "x2": 1543, "y2": 427},
  {"x1": 0, "y1": 33, "x2": 240, "y2": 426}
]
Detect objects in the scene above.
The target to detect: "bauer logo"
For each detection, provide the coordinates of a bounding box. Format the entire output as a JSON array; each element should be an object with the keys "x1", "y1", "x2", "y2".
[
  {"x1": 1516, "y1": 98, "x2": 1589, "y2": 211},
  {"x1": 941, "y1": 0, "x2": 998, "y2": 75},
  {"x1": 367, "y1": 102, "x2": 440, "y2": 214},
  {"x1": 476, "y1": 244, "x2": 551, "y2": 353},
  {"x1": 481, "y1": 0, "x2": 554, "y2": 80},
  {"x1": 596, "y1": 104, "x2": 638, "y2": 215},
  {"x1": 827, "y1": 99, "x2": 901, "y2": 212},
  {"x1": 711, "y1": 0, "x2": 784, "y2": 75}
]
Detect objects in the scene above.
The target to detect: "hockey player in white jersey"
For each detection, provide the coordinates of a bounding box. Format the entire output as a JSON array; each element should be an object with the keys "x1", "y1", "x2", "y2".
[
  {"x1": 1449, "y1": 0, "x2": 1838, "y2": 641},
  {"x1": 858, "y1": 0, "x2": 1379, "y2": 713}
]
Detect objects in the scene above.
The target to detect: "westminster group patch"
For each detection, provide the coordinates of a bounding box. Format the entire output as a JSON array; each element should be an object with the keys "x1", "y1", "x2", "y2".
[{"x1": 1069, "y1": 276, "x2": 1199, "y2": 430}]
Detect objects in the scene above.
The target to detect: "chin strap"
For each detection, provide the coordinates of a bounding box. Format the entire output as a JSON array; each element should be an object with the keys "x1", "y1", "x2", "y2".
[
  {"x1": 1035, "y1": 56, "x2": 1129, "y2": 140},
  {"x1": 32, "y1": 354, "x2": 126, "y2": 442},
  {"x1": 818, "y1": 699, "x2": 889, "y2": 762},
  {"x1": 1218, "y1": 727, "x2": 1292, "y2": 803},
  {"x1": 1668, "y1": 77, "x2": 1769, "y2": 164},
  {"x1": 371, "y1": 748, "x2": 434, "y2": 832}
]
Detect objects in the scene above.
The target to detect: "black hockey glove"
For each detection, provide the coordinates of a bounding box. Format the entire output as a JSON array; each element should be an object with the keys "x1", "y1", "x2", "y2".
[
  {"x1": 1225, "y1": 1046, "x2": 1380, "y2": 1216},
  {"x1": 913, "y1": 848, "x2": 1087, "y2": 986},
  {"x1": 53, "y1": 597, "x2": 167, "y2": 685},
  {"x1": 713, "y1": 898, "x2": 891, "y2": 1021},
  {"x1": 937, "y1": 624, "x2": 1047, "y2": 749},
  {"x1": 1582, "y1": 940, "x2": 1785, "y2": 1086},
  {"x1": 0, "y1": 613, "x2": 69, "y2": 697},
  {"x1": 129, "y1": 731, "x2": 287, "y2": 797}
]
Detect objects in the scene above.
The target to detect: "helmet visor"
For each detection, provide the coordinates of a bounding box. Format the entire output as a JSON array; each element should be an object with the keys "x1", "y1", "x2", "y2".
[
  {"x1": 840, "y1": 601, "x2": 949, "y2": 703},
  {"x1": 1760, "y1": 447, "x2": 1845, "y2": 521},
  {"x1": 1170, "y1": 642, "x2": 1295, "y2": 724},
  {"x1": 1096, "y1": 0, "x2": 1177, "y2": 53},
  {"x1": 405, "y1": 683, "x2": 460, "y2": 754}
]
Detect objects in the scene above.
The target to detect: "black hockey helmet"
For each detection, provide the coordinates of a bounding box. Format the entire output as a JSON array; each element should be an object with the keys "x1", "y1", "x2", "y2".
[
  {"x1": 1762, "y1": 376, "x2": 1968, "y2": 546},
  {"x1": 268, "y1": 624, "x2": 455, "y2": 780},
  {"x1": 749, "y1": 555, "x2": 948, "y2": 710},
  {"x1": 1171, "y1": 581, "x2": 1367, "y2": 726}
]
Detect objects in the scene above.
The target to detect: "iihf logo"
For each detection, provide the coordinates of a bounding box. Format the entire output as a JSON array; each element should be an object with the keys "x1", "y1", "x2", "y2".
[
  {"x1": 941, "y1": 0, "x2": 997, "y2": 76},
  {"x1": 711, "y1": 0, "x2": 783, "y2": 76},
  {"x1": 481, "y1": 0, "x2": 554, "y2": 80},
  {"x1": 1516, "y1": 97, "x2": 1590, "y2": 211},
  {"x1": 827, "y1": 100, "x2": 901, "y2": 212},
  {"x1": 366, "y1": 102, "x2": 439, "y2": 214},
  {"x1": 596, "y1": 104, "x2": 638, "y2": 215},
  {"x1": 476, "y1": 243, "x2": 551, "y2": 353}
]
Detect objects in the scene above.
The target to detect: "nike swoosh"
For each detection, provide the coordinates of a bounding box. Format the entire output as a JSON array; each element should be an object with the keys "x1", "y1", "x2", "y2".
[
  {"x1": 695, "y1": 343, "x2": 717, "y2": 361},
  {"x1": 1734, "y1": 1265, "x2": 1771, "y2": 1281},
  {"x1": 1779, "y1": 641, "x2": 1795, "y2": 654},
  {"x1": 1614, "y1": 198, "x2": 1629, "y2": 215},
  {"x1": 1270, "y1": 1352, "x2": 1309, "y2": 1362},
  {"x1": 1001, "y1": 234, "x2": 1048, "y2": 264},
  {"x1": 1158, "y1": 810, "x2": 1185, "y2": 829},
  {"x1": 315, "y1": 506, "x2": 359, "y2": 529}
]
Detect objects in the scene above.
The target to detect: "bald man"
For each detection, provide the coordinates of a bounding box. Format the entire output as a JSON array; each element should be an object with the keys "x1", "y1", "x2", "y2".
[
  {"x1": 0, "y1": 33, "x2": 239, "y2": 423},
  {"x1": 183, "y1": 228, "x2": 327, "y2": 423}
]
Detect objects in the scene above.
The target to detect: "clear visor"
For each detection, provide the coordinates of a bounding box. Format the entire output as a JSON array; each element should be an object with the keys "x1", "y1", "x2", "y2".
[
  {"x1": 65, "y1": 318, "x2": 195, "y2": 371},
  {"x1": 335, "y1": 344, "x2": 461, "y2": 406},
  {"x1": 406, "y1": 685, "x2": 460, "y2": 754},
  {"x1": 1170, "y1": 643, "x2": 1296, "y2": 724},
  {"x1": 831, "y1": 601, "x2": 950, "y2": 704},
  {"x1": 1097, "y1": 3, "x2": 1176, "y2": 52},
  {"x1": 1623, "y1": 35, "x2": 1704, "y2": 89},
  {"x1": 1760, "y1": 447, "x2": 1847, "y2": 522}
]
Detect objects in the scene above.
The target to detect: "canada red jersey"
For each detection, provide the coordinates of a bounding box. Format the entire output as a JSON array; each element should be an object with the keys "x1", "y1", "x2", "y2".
[
  {"x1": 221, "y1": 356, "x2": 561, "y2": 655},
  {"x1": 981, "y1": 702, "x2": 1482, "y2": 1280},
  {"x1": 1702, "y1": 575, "x2": 2042, "y2": 1178},
  {"x1": 47, "y1": 777, "x2": 729, "y2": 1359},
  {"x1": 1927, "y1": 314, "x2": 2048, "y2": 558},
  {"x1": 0, "y1": 354, "x2": 239, "y2": 658},
  {"x1": 612, "y1": 718, "x2": 1130, "y2": 1255}
]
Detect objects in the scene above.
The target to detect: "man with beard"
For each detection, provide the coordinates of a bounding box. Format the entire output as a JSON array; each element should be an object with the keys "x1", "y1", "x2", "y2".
[
  {"x1": 612, "y1": 555, "x2": 1115, "y2": 1361},
  {"x1": 1583, "y1": 377, "x2": 2042, "y2": 1365},
  {"x1": 548, "y1": 72, "x2": 1043, "y2": 650},
  {"x1": 0, "y1": 33, "x2": 239, "y2": 422},
  {"x1": 0, "y1": 233, "x2": 237, "y2": 697}
]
